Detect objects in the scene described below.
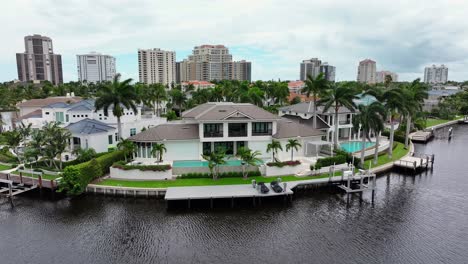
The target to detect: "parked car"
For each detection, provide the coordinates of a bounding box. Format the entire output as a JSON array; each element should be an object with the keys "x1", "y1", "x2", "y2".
[
  {"x1": 257, "y1": 182, "x2": 270, "y2": 194},
  {"x1": 270, "y1": 181, "x2": 283, "y2": 193}
]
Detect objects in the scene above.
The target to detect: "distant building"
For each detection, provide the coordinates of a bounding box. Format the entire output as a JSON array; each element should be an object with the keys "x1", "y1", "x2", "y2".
[
  {"x1": 181, "y1": 81, "x2": 215, "y2": 93},
  {"x1": 77, "y1": 52, "x2": 116, "y2": 83},
  {"x1": 300, "y1": 58, "x2": 335, "y2": 82},
  {"x1": 138, "y1": 48, "x2": 176, "y2": 86},
  {"x1": 176, "y1": 45, "x2": 251, "y2": 82},
  {"x1": 300, "y1": 58, "x2": 322, "y2": 81},
  {"x1": 376, "y1": 71, "x2": 398, "y2": 83},
  {"x1": 16, "y1": 34, "x2": 63, "y2": 85},
  {"x1": 357, "y1": 59, "x2": 377, "y2": 84},
  {"x1": 288, "y1": 81, "x2": 305, "y2": 93},
  {"x1": 424, "y1": 64, "x2": 448, "y2": 84},
  {"x1": 319, "y1": 63, "x2": 336, "y2": 82}
]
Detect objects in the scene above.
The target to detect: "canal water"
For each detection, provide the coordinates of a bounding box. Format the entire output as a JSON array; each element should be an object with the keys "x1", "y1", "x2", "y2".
[{"x1": 1, "y1": 125, "x2": 467, "y2": 264}]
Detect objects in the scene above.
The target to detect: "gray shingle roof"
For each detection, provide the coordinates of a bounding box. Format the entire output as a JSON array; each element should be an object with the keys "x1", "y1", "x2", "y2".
[
  {"x1": 281, "y1": 114, "x2": 330, "y2": 130},
  {"x1": 273, "y1": 118, "x2": 325, "y2": 139},
  {"x1": 279, "y1": 101, "x2": 354, "y2": 115},
  {"x1": 182, "y1": 102, "x2": 280, "y2": 121},
  {"x1": 18, "y1": 109, "x2": 43, "y2": 120},
  {"x1": 65, "y1": 118, "x2": 115, "y2": 135},
  {"x1": 129, "y1": 123, "x2": 199, "y2": 142},
  {"x1": 17, "y1": 97, "x2": 82, "y2": 108},
  {"x1": 67, "y1": 99, "x2": 95, "y2": 112}
]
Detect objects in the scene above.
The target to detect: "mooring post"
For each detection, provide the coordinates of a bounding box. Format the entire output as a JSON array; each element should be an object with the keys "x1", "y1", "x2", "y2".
[
  {"x1": 38, "y1": 174, "x2": 43, "y2": 189},
  {"x1": 19, "y1": 172, "x2": 23, "y2": 184}
]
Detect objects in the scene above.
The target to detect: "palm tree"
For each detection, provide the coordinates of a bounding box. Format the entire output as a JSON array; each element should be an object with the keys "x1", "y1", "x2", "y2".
[
  {"x1": 301, "y1": 73, "x2": 329, "y2": 128},
  {"x1": 236, "y1": 147, "x2": 262, "y2": 179},
  {"x1": 201, "y1": 149, "x2": 226, "y2": 180},
  {"x1": 151, "y1": 83, "x2": 168, "y2": 116},
  {"x1": 95, "y1": 74, "x2": 140, "y2": 140},
  {"x1": 247, "y1": 86, "x2": 265, "y2": 107},
  {"x1": 117, "y1": 139, "x2": 136, "y2": 162},
  {"x1": 169, "y1": 88, "x2": 186, "y2": 117},
  {"x1": 319, "y1": 83, "x2": 359, "y2": 148},
  {"x1": 402, "y1": 79, "x2": 428, "y2": 148},
  {"x1": 353, "y1": 102, "x2": 386, "y2": 165},
  {"x1": 151, "y1": 143, "x2": 167, "y2": 163},
  {"x1": 285, "y1": 139, "x2": 302, "y2": 161},
  {"x1": 42, "y1": 122, "x2": 71, "y2": 170},
  {"x1": 266, "y1": 140, "x2": 283, "y2": 162}
]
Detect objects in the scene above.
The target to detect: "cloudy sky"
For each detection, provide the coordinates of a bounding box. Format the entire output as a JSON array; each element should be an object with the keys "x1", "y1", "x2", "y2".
[{"x1": 1, "y1": 0, "x2": 467, "y2": 82}]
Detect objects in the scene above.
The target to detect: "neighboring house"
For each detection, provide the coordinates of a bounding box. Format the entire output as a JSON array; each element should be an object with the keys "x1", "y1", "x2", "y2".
[
  {"x1": 279, "y1": 94, "x2": 377, "y2": 142},
  {"x1": 16, "y1": 94, "x2": 82, "y2": 117},
  {"x1": 65, "y1": 119, "x2": 117, "y2": 154},
  {"x1": 287, "y1": 92, "x2": 314, "y2": 103},
  {"x1": 288, "y1": 81, "x2": 305, "y2": 93},
  {"x1": 17, "y1": 98, "x2": 167, "y2": 154},
  {"x1": 424, "y1": 89, "x2": 462, "y2": 112},
  {"x1": 129, "y1": 102, "x2": 325, "y2": 162},
  {"x1": 1, "y1": 111, "x2": 19, "y2": 132},
  {"x1": 181, "y1": 81, "x2": 215, "y2": 92}
]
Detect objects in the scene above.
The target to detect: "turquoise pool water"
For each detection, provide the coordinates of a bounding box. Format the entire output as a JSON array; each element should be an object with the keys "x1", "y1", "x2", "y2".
[
  {"x1": 173, "y1": 160, "x2": 263, "y2": 168},
  {"x1": 340, "y1": 141, "x2": 376, "y2": 153}
]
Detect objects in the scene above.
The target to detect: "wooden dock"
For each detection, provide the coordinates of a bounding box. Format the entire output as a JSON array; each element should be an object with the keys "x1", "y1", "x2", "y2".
[
  {"x1": 0, "y1": 172, "x2": 59, "y2": 189},
  {"x1": 411, "y1": 130, "x2": 434, "y2": 142},
  {"x1": 393, "y1": 152, "x2": 434, "y2": 172},
  {"x1": 165, "y1": 184, "x2": 294, "y2": 208}
]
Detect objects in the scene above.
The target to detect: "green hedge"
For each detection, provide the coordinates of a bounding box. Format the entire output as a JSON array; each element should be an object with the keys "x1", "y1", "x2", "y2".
[
  {"x1": 58, "y1": 150, "x2": 125, "y2": 196},
  {"x1": 266, "y1": 160, "x2": 301, "y2": 167},
  {"x1": 112, "y1": 161, "x2": 171, "y2": 171},
  {"x1": 382, "y1": 130, "x2": 405, "y2": 143},
  {"x1": 180, "y1": 170, "x2": 261, "y2": 179}
]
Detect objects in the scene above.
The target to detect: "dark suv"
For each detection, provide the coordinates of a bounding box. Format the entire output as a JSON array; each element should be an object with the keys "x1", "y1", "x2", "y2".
[{"x1": 270, "y1": 181, "x2": 283, "y2": 193}]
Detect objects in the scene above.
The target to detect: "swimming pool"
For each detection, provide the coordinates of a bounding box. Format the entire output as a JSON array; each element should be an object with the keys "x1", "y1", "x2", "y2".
[
  {"x1": 173, "y1": 159, "x2": 264, "y2": 168},
  {"x1": 340, "y1": 141, "x2": 376, "y2": 153}
]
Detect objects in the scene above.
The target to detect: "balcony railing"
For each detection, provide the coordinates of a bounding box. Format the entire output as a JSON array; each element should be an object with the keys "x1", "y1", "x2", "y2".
[
  {"x1": 339, "y1": 120, "x2": 351, "y2": 125},
  {"x1": 228, "y1": 131, "x2": 247, "y2": 137},
  {"x1": 204, "y1": 132, "x2": 223, "y2": 138},
  {"x1": 252, "y1": 130, "x2": 272, "y2": 136}
]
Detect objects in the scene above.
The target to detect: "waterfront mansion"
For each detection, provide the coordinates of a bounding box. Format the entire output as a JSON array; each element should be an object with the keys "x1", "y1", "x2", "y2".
[{"x1": 129, "y1": 102, "x2": 325, "y2": 162}]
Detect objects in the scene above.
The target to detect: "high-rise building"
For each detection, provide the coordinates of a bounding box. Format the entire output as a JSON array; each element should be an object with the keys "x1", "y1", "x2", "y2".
[
  {"x1": 176, "y1": 45, "x2": 251, "y2": 82},
  {"x1": 357, "y1": 59, "x2": 377, "y2": 84},
  {"x1": 138, "y1": 48, "x2": 176, "y2": 86},
  {"x1": 300, "y1": 58, "x2": 322, "y2": 81},
  {"x1": 376, "y1": 71, "x2": 398, "y2": 83},
  {"x1": 319, "y1": 63, "x2": 336, "y2": 82},
  {"x1": 16, "y1": 34, "x2": 63, "y2": 85},
  {"x1": 231, "y1": 60, "x2": 252, "y2": 82},
  {"x1": 424, "y1": 64, "x2": 448, "y2": 84},
  {"x1": 77, "y1": 52, "x2": 116, "y2": 83}
]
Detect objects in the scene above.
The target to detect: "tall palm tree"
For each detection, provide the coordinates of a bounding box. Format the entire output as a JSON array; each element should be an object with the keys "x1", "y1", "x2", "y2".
[
  {"x1": 353, "y1": 102, "x2": 386, "y2": 165},
  {"x1": 236, "y1": 147, "x2": 262, "y2": 179},
  {"x1": 286, "y1": 139, "x2": 302, "y2": 161},
  {"x1": 247, "y1": 86, "x2": 265, "y2": 107},
  {"x1": 201, "y1": 149, "x2": 226, "y2": 180},
  {"x1": 301, "y1": 73, "x2": 329, "y2": 128},
  {"x1": 151, "y1": 143, "x2": 167, "y2": 163},
  {"x1": 266, "y1": 140, "x2": 283, "y2": 162},
  {"x1": 402, "y1": 79, "x2": 428, "y2": 148},
  {"x1": 169, "y1": 88, "x2": 186, "y2": 117},
  {"x1": 95, "y1": 74, "x2": 140, "y2": 140},
  {"x1": 117, "y1": 139, "x2": 136, "y2": 162},
  {"x1": 319, "y1": 83, "x2": 359, "y2": 148},
  {"x1": 145, "y1": 83, "x2": 167, "y2": 116}
]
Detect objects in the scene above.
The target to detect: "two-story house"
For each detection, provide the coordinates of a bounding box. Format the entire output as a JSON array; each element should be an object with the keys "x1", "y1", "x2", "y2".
[
  {"x1": 18, "y1": 98, "x2": 167, "y2": 153},
  {"x1": 129, "y1": 102, "x2": 325, "y2": 162}
]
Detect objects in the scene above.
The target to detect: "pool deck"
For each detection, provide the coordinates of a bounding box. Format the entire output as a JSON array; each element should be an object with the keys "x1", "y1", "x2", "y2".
[{"x1": 165, "y1": 184, "x2": 293, "y2": 201}]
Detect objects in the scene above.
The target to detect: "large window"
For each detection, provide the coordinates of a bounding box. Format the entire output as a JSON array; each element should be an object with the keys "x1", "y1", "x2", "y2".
[
  {"x1": 130, "y1": 128, "x2": 136, "y2": 136},
  {"x1": 203, "y1": 142, "x2": 212, "y2": 155},
  {"x1": 204, "y1": 123, "x2": 223, "y2": 137},
  {"x1": 214, "y1": 141, "x2": 234, "y2": 155},
  {"x1": 55, "y1": 112, "x2": 64, "y2": 123},
  {"x1": 252, "y1": 122, "x2": 272, "y2": 136},
  {"x1": 228, "y1": 123, "x2": 247, "y2": 137},
  {"x1": 108, "y1": 135, "x2": 113, "y2": 144}
]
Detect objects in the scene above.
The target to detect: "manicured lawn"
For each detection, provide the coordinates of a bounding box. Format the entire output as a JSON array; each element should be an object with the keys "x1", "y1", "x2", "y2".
[
  {"x1": 0, "y1": 164, "x2": 13, "y2": 171},
  {"x1": 425, "y1": 116, "x2": 461, "y2": 128},
  {"x1": 363, "y1": 142, "x2": 409, "y2": 168},
  {"x1": 96, "y1": 173, "x2": 336, "y2": 188},
  {"x1": 11, "y1": 171, "x2": 60, "y2": 180}
]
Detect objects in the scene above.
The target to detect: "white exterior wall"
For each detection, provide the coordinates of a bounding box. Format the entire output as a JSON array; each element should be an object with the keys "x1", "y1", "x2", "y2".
[
  {"x1": 248, "y1": 140, "x2": 271, "y2": 159},
  {"x1": 71, "y1": 131, "x2": 115, "y2": 153},
  {"x1": 164, "y1": 141, "x2": 200, "y2": 161},
  {"x1": 110, "y1": 167, "x2": 173, "y2": 180}
]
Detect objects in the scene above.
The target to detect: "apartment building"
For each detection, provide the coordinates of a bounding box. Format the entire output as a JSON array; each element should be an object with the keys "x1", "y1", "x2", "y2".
[
  {"x1": 138, "y1": 48, "x2": 176, "y2": 86},
  {"x1": 376, "y1": 71, "x2": 398, "y2": 83},
  {"x1": 16, "y1": 34, "x2": 63, "y2": 85},
  {"x1": 357, "y1": 59, "x2": 377, "y2": 84},
  {"x1": 424, "y1": 64, "x2": 448, "y2": 84},
  {"x1": 300, "y1": 58, "x2": 336, "y2": 82},
  {"x1": 77, "y1": 52, "x2": 116, "y2": 83}
]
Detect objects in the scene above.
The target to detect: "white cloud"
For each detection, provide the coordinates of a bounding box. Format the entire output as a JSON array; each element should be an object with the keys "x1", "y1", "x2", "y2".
[{"x1": 1, "y1": 0, "x2": 467, "y2": 82}]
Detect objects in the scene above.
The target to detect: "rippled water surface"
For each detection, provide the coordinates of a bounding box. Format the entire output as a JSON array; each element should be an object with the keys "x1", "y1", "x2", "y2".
[{"x1": 1, "y1": 125, "x2": 468, "y2": 264}]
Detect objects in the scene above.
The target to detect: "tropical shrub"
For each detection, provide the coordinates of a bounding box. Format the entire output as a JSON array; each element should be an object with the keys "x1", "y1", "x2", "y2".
[
  {"x1": 112, "y1": 161, "x2": 171, "y2": 171},
  {"x1": 179, "y1": 170, "x2": 260, "y2": 179},
  {"x1": 266, "y1": 160, "x2": 301, "y2": 167},
  {"x1": 58, "y1": 150, "x2": 125, "y2": 196}
]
